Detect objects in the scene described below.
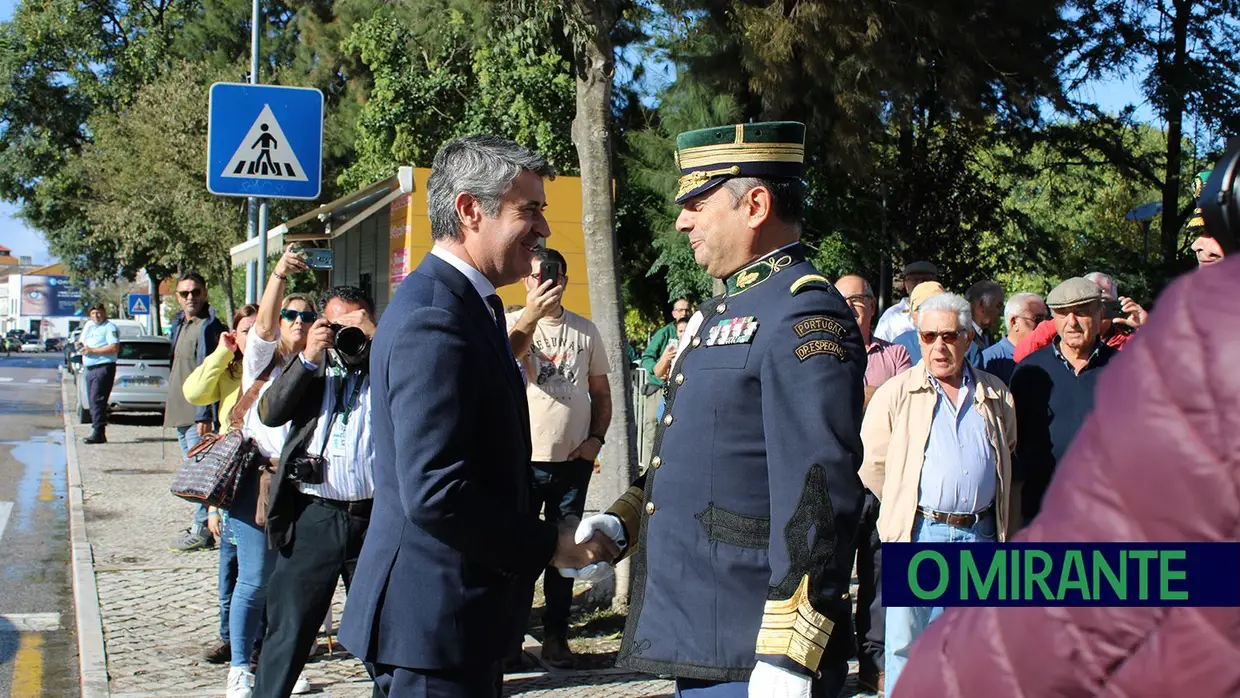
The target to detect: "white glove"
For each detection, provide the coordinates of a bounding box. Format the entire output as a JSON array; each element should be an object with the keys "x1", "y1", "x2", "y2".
[
  {"x1": 748, "y1": 661, "x2": 812, "y2": 698},
  {"x1": 555, "y1": 513, "x2": 626, "y2": 581}
]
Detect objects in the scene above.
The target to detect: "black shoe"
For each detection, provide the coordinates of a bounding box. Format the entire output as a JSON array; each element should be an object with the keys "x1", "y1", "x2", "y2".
[
  {"x1": 540, "y1": 635, "x2": 576, "y2": 669},
  {"x1": 202, "y1": 639, "x2": 230, "y2": 664},
  {"x1": 83, "y1": 430, "x2": 106, "y2": 444}
]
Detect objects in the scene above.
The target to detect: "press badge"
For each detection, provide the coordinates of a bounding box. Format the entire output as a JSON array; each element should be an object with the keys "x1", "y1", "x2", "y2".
[{"x1": 328, "y1": 417, "x2": 348, "y2": 454}]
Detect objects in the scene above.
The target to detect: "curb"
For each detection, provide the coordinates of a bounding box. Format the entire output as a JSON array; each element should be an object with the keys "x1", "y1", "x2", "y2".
[{"x1": 61, "y1": 371, "x2": 111, "y2": 698}]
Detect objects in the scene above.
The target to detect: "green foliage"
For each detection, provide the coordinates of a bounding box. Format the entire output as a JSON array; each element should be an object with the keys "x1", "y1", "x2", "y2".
[{"x1": 341, "y1": 4, "x2": 576, "y2": 189}]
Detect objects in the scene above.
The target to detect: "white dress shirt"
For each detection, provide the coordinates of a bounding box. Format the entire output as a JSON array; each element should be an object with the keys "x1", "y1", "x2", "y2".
[
  {"x1": 297, "y1": 359, "x2": 375, "y2": 502},
  {"x1": 431, "y1": 245, "x2": 498, "y2": 316}
]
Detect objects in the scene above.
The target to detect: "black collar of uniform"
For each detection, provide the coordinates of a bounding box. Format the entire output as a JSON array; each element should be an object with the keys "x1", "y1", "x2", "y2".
[{"x1": 724, "y1": 242, "x2": 807, "y2": 296}]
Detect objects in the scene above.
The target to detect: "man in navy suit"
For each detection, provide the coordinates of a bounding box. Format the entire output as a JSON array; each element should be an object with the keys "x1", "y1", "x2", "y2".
[{"x1": 338, "y1": 135, "x2": 617, "y2": 698}]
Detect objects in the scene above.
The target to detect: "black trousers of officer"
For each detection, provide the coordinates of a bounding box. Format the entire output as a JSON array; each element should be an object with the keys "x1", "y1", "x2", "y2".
[
  {"x1": 252, "y1": 493, "x2": 371, "y2": 698},
  {"x1": 86, "y1": 363, "x2": 116, "y2": 431},
  {"x1": 854, "y1": 490, "x2": 884, "y2": 674}
]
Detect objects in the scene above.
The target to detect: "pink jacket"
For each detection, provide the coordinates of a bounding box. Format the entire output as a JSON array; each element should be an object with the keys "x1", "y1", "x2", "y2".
[{"x1": 893, "y1": 257, "x2": 1240, "y2": 698}]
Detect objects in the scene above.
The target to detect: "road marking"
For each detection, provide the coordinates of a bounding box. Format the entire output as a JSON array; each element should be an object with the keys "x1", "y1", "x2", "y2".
[
  {"x1": 28, "y1": 378, "x2": 48, "y2": 384},
  {"x1": 0, "y1": 501, "x2": 10, "y2": 545},
  {"x1": 0, "y1": 376, "x2": 13, "y2": 382},
  {"x1": 0, "y1": 613, "x2": 62, "y2": 632},
  {"x1": 11, "y1": 633, "x2": 44, "y2": 697}
]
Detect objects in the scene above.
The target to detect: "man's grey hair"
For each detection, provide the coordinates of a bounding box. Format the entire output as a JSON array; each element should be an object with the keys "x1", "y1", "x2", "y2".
[
  {"x1": 1003, "y1": 292, "x2": 1044, "y2": 327},
  {"x1": 915, "y1": 292, "x2": 973, "y2": 332},
  {"x1": 1083, "y1": 271, "x2": 1117, "y2": 299},
  {"x1": 426, "y1": 135, "x2": 556, "y2": 242},
  {"x1": 964, "y1": 280, "x2": 1005, "y2": 311}
]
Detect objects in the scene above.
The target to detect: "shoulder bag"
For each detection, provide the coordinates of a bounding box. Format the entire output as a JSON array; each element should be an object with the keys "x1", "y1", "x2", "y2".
[{"x1": 170, "y1": 359, "x2": 276, "y2": 509}]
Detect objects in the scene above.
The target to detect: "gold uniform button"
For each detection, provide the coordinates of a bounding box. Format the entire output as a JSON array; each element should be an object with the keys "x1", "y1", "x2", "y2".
[
  {"x1": 646, "y1": 502, "x2": 656, "y2": 515},
  {"x1": 651, "y1": 456, "x2": 662, "y2": 469},
  {"x1": 716, "y1": 303, "x2": 727, "y2": 314},
  {"x1": 675, "y1": 373, "x2": 684, "y2": 385},
  {"x1": 692, "y1": 336, "x2": 701, "y2": 347},
  {"x1": 663, "y1": 414, "x2": 673, "y2": 426},
  {"x1": 842, "y1": 592, "x2": 851, "y2": 601}
]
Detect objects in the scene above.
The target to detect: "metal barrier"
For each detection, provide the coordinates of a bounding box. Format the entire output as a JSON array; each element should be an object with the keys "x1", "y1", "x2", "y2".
[{"x1": 631, "y1": 366, "x2": 649, "y2": 468}]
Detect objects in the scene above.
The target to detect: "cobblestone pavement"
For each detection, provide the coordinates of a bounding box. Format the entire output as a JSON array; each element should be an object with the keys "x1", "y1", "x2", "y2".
[{"x1": 72, "y1": 388, "x2": 876, "y2": 697}]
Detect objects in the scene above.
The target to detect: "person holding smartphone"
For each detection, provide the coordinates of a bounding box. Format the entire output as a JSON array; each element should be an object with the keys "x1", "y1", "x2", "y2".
[{"x1": 504, "y1": 246, "x2": 613, "y2": 669}]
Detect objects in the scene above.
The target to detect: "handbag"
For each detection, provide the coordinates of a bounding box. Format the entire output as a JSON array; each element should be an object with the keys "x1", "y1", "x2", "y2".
[{"x1": 170, "y1": 359, "x2": 276, "y2": 509}]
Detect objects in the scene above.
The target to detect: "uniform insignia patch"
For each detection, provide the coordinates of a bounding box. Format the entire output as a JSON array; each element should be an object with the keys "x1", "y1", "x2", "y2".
[
  {"x1": 795, "y1": 339, "x2": 846, "y2": 362},
  {"x1": 706, "y1": 316, "x2": 759, "y2": 346},
  {"x1": 793, "y1": 316, "x2": 846, "y2": 339},
  {"x1": 789, "y1": 274, "x2": 831, "y2": 295}
]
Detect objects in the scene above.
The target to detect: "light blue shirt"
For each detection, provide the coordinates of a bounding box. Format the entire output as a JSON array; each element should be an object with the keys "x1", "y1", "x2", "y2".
[
  {"x1": 917, "y1": 367, "x2": 997, "y2": 514},
  {"x1": 80, "y1": 321, "x2": 119, "y2": 368},
  {"x1": 980, "y1": 336, "x2": 1017, "y2": 384}
]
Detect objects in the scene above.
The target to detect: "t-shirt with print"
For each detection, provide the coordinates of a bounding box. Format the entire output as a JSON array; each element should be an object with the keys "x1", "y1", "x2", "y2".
[{"x1": 506, "y1": 308, "x2": 611, "y2": 463}]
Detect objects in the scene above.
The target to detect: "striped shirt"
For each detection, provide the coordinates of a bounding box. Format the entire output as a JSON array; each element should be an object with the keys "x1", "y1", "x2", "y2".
[{"x1": 297, "y1": 360, "x2": 375, "y2": 502}]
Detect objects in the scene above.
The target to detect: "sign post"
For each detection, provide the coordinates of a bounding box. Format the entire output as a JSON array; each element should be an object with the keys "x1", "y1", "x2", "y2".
[{"x1": 207, "y1": 82, "x2": 324, "y2": 298}]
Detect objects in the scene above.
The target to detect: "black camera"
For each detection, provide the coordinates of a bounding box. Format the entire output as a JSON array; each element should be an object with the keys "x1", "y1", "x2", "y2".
[
  {"x1": 287, "y1": 453, "x2": 325, "y2": 484},
  {"x1": 328, "y1": 324, "x2": 371, "y2": 368},
  {"x1": 1200, "y1": 137, "x2": 1240, "y2": 255}
]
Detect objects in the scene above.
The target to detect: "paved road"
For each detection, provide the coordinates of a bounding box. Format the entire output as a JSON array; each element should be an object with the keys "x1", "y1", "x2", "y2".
[{"x1": 0, "y1": 353, "x2": 80, "y2": 697}]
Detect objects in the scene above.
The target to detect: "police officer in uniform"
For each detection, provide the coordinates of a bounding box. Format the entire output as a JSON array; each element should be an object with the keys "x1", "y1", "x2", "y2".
[{"x1": 571, "y1": 122, "x2": 867, "y2": 697}]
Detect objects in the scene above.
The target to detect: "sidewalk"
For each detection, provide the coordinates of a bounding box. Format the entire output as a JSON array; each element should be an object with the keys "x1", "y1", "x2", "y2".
[{"x1": 63, "y1": 376, "x2": 870, "y2": 697}]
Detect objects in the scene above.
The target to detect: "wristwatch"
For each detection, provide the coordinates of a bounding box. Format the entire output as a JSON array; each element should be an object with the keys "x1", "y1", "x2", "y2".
[{"x1": 590, "y1": 433, "x2": 606, "y2": 446}]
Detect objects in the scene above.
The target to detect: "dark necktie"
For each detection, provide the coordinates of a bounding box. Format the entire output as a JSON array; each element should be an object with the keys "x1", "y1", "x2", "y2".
[{"x1": 484, "y1": 294, "x2": 522, "y2": 382}]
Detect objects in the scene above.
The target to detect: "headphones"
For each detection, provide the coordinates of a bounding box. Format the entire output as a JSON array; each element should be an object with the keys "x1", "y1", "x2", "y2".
[{"x1": 1200, "y1": 136, "x2": 1240, "y2": 255}]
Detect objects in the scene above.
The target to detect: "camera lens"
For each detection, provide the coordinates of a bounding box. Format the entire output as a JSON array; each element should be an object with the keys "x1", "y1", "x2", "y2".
[{"x1": 334, "y1": 326, "x2": 368, "y2": 358}]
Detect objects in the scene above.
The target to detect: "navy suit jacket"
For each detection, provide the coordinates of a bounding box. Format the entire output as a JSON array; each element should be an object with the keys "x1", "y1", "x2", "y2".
[{"x1": 338, "y1": 251, "x2": 558, "y2": 671}]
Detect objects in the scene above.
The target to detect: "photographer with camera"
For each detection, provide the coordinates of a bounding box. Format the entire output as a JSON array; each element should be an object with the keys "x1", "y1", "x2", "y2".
[{"x1": 249, "y1": 285, "x2": 377, "y2": 698}]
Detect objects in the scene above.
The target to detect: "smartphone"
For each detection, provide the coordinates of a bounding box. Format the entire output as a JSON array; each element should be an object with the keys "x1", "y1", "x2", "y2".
[
  {"x1": 296, "y1": 247, "x2": 334, "y2": 270},
  {"x1": 1102, "y1": 299, "x2": 1125, "y2": 320},
  {"x1": 539, "y1": 261, "x2": 562, "y2": 286}
]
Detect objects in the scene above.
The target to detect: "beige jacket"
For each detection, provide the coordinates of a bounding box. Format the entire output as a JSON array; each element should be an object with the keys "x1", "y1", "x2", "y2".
[{"x1": 858, "y1": 361, "x2": 1019, "y2": 543}]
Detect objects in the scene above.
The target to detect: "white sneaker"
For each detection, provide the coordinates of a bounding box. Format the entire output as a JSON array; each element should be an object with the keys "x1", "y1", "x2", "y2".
[
  {"x1": 291, "y1": 671, "x2": 311, "y2": 694},
  {"x1": 226, "y1": 666, "x2": 254, "y2": 698}
]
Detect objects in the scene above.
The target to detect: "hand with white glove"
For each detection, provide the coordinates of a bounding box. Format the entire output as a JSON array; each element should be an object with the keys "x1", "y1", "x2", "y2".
[
  {"x1": 556, "y1": 513, "x2": 626, "y2": 581},
  {"x1": 748, "y1": 661, "x2": 812, "y2": 698}
]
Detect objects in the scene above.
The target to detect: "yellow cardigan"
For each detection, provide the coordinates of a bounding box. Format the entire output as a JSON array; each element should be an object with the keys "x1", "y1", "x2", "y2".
[{"x1": 182, "y1": 342, "x2": 243, "y2": 434}]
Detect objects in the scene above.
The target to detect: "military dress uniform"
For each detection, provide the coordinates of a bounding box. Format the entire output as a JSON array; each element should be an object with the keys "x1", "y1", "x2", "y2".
[{"x1": 607, "y1": 123, "x2": 868, "y2": 695}]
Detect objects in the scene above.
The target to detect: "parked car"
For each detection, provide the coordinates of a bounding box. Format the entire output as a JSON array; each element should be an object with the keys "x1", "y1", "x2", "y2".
[
  {"x1": 21, "y1": 339, "x2": 44, "y2": 353},
  {"x1": 76, "y1": 336, "x2": 171, "y2": 423}
]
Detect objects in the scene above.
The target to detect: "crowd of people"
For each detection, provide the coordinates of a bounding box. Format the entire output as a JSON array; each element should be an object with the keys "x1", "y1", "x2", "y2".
[{"x1": 76, "y1": 119, "x2": 1233, "y2": 698}]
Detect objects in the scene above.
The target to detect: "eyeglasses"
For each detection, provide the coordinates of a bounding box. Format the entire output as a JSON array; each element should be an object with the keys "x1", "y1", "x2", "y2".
[
  {"x1": 178, "y1": 289, "x2": 203, "y2": 298},
  {"x1": 1017, "y1": 314, "x2": 1049, "y2": 324},
  {"x1": 919, "y1": 330, "x2": 964, "y2": 344},
  {"x1": 280, "y1": 309, "x2": 317, "y2": 323},
  {"x1": 844, "y1": 294, "x2": 874, "y2": 305}
]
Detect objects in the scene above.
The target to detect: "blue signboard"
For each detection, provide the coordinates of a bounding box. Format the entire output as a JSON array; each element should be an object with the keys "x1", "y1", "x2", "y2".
[
  {"x1": 206, "y1": 83, "x2": 324, "y2": 200},
  {"x1": 127, "y1": 294, "x2": 151, "y2": 315}
]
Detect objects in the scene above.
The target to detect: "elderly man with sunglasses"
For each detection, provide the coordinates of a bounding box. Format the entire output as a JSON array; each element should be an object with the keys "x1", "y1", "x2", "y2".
[
  {"x1": 167, "y1": 271, "x2": 228, "y2": 553},
  {"x1": 858, "y1": 292, "x2": 1018, "y2": 694}
]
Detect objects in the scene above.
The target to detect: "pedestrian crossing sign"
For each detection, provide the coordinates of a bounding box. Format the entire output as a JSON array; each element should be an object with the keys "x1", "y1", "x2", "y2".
[
  {"x1": 126, "y1": 294, "x2": 150, "y2": 315},
  {"x1": 207, "y1": 83, "x2": 323, "y2": 200}
]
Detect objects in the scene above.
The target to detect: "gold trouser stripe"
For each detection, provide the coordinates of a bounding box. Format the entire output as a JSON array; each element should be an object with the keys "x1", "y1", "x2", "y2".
[{"x1": 754, "y1": 575, "x2": 833, "y2": 672}]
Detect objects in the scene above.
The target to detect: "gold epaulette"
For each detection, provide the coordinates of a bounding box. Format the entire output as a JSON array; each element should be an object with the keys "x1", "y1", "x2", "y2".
[
  {"x1": 790, "y1": 274, "x2": 831, "y2": 296},
  {"x1": 755, "y1": 574, "x2": 833, "y2": 672},
  {"x1": 606, "y1": 484, "x2": 645, "y2": 560}
]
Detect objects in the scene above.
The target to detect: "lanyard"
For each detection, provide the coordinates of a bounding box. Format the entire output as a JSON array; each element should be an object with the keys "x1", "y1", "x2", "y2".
[{"x1": 318, "y1": 371, "x2": 363, "y2": 457}]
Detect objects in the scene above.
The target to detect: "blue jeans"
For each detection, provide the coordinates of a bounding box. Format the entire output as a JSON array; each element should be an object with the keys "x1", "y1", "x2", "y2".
[
  {"x1": 227, "y1": 470, "x2": 277, "y2": 667},
  {"x1": 885, "y1": 514, "x2": 997, "y2": 692},
  {"x1": 217, "y1": 519, "x2": 238, "y2": 643},
  {"x1": 176, "y1": 425, "x2": 210, "y2": 533}
]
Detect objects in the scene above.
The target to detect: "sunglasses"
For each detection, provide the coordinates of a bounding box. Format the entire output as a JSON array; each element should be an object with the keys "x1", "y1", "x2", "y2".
[
  {"x1": 280, "y1": 309, "x2": 317, "y2": 323},
  {"x1": 919, "y1": 330, "x2": 964, "y2": 344},
  {"x1": 178, "y1": 289, "x2": 203, "y2": 298}
]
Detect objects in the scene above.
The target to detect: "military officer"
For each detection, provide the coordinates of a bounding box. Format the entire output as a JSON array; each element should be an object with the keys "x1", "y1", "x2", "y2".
[{"x1": 571, "y1": 122, "x2": 867, "y2": 697}]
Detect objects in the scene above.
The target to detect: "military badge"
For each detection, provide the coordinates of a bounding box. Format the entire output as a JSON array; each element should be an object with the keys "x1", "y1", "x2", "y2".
[
  {"x1": 795, "y1": 338, "x2": 846, "y2": 362},
  {"x1": 706, "y1": 316, "x2": 759, "y2": 346},
  {"x1": 793, "y1": 316, "x2": 846, "y2": 339}
]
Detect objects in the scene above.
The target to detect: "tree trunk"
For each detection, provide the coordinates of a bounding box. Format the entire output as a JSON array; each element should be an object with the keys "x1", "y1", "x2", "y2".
[
  {"x1": 1158, "y1": 0, "x2": 1190, "y2": 270},
  {"x1": 150, "y1": 274, "x2": 163, "y2": 336},
  {"x1": 569, "y1": 0, "x2": 634, "y2": 610}
]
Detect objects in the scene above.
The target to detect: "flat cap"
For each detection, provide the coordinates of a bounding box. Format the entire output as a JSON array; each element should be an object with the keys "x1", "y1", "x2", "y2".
[
  {"x1": 1046, "y1": 277, "x2": 1103, "y2": 309},
  {"x1": 909, "y1": 281, "x2": 946, "y2": 313},
  {"x1": 673, "y1": 121, "x2": 806, "y2": 204},
  {"x1": 903, "y1": 261, "x2": 938, "y2": 276}
]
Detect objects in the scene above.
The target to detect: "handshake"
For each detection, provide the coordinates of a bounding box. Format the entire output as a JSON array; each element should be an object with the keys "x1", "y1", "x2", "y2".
[{"x1": 548, "y1": 514, "x2": 627, "y2": 583}]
